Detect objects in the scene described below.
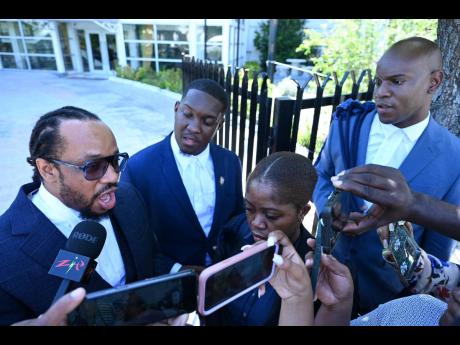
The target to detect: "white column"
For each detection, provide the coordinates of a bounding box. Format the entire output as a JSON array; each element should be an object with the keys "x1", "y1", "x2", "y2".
[
  {"x1": 222, "y1": 22, "x2": 230, "y2": 66},
  {"x1": 50, "y1": 21, "x2": 65, "y2": 73},
  {"x1": 8, "y1": 23, "x2": 26, "y2": 69},
  {"x1": 99, "y1": 33, "x2": 110, "y2": 72},
  {"x1": 127, "y1": 24, "x2": 139, "y2": 69},
  {"x1": 188, "y1": 21, "x2": 197, "y2": 58},
  {"x1": 115, "y1": 22, "x2": 127, "y2": 67},
  {"x1": 67, "y1": 23, "x2": 83, "y2": 72}
]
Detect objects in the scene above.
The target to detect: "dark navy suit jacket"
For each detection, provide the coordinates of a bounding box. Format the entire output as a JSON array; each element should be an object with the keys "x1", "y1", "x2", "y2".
[
  {"x1": 121, "y1": 133, "x2": 245, "y2": 267},
  {"x1": 313, "y1": 99, "x2": 460, "y2": 314},
  {"x1": 0, "y1": 182, "x2": 171, "y2": 325}
]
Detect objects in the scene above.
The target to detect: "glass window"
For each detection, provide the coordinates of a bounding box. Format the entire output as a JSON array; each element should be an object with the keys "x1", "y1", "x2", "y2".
[
  {"x1": 0, "y1": 38, "x2": 25, "y2": 53},
  {"x1": 0, "y1": 54, "x2": 17, "y2": 68},
  {"x1": 206, "y1": 45, "x2": 222, "y2": 61},
  {"x1": 196, "y1": 25, "x2": 223, "y2": 42},
  {"x1": 0, "y1": 21, "x2": 20, "y2": 36},
  {"x1": 156, "y1": 25, "x2": 189, "y2": 41},
  {"x1": 77, "y1": 30, "x2": 89, "y2": 72},
  {"x1": 125, "y1": 42, "x2": 156, "y2": 59},
  {"x1": 123, "y1": 24, "x2": 154, "y2": 41},
  {"x1": 106, "y1": 34, "x2": 118, "y2": 70},
  {"x1": 158, "y1": 43, "x2": 188, "y2": 59},
  {"x1": 29, "y1": 56, "x2": 56, "y2": 70},
  {"x1": 127, "y1": 59, "x2": 155, "y2": 70},
  {"x1": 24, "y1": 39, "x2": 54, "y2": 54},
  {"x1": 159, "y1": 61, "x2": 181, "y2": 70},
  {"x1": 21, "y1": 21, "x2": 52, "y2": 37},
  {"x1": 58, "y1": 23, "x2": 73, "y2": 71}
]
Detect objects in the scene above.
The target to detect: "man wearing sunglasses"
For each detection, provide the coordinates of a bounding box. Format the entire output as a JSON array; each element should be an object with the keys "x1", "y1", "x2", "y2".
[
  {"x1": 122, "y1": 79, "x2": 244, "y2": 275},
  {"x1": 0, "y1": 106, "x2": 172, "y2": 325}
]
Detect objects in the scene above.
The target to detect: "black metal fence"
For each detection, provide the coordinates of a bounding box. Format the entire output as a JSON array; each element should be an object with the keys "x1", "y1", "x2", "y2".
[{"x1": 181, "y1": 55, "x2": 376, "y2": 176}]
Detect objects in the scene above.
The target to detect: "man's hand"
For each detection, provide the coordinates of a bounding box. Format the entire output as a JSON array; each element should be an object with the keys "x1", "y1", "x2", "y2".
[
  {"x1": 305, "y1": 239, "x2": 353, "y2": 307},
  {"x1": 440, "y1": 287, "x2": 460, "y2": 325},
  {"x1": 331, "y1": 164, "x2": 415, "y2": 235},
  {"x1": 12, "y1": 288, "x2": 86, "y2": 326},
  {"x1": 180, "y1": 265, "x2": 205, "y2": 276}
]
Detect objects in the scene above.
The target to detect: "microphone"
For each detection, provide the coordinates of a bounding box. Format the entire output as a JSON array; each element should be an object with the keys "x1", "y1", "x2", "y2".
[{"x1": 48, "y1": 220, "x2": 107, "y2": 304}]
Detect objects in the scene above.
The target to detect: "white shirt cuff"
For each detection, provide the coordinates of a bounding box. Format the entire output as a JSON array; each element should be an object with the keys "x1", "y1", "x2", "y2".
[{"x1": 170, "y1": 262, "x2": 182, "y2": 274}]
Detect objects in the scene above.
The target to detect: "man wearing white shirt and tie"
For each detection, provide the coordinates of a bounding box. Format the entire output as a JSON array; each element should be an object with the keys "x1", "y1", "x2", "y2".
[
  {"x1": 313, "y1": 37, "x2": 460, "y2": 316},
  {"x1": 123, "y1": 79, "x2": 244, "y2": 274}
]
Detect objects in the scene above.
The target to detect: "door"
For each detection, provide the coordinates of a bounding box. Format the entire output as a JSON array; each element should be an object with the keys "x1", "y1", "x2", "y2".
[{"x1": 84, "y1": 32, "x2": 117, "y2": 73}]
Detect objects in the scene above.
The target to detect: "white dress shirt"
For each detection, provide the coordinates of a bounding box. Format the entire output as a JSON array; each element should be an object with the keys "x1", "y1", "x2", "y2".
[
  {"x1": 30, "y1": 185, "x2": 126, "y2": 287},
  {"x1": 170, "y1": 134, "x2": 216, "y2": 266},
  {"x1": 363, "y1": 112, "x2": 430, "y2": 208}
]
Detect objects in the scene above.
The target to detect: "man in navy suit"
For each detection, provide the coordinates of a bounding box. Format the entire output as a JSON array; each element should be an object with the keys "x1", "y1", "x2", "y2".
[
  {"x1": 313, "y1": 37, "x2": 460, "y2": 316},
  {"x1": 0, "y1": 106, "x2": 171, "y2": 325},
  {"x1": 122, "y1": 79, "x2": 244, "y2": 273}
]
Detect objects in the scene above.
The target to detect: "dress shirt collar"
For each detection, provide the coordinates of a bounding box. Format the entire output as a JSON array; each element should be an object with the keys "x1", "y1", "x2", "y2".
[
  {"x1": 374, "y1": 111, "x2": 430, "y2": 142},
  {"x1": 32, "y1": 184, "x2": 82, "y2": 231},
  {"x1": 170, "y1": 132, "x2": 211, "y2": 170}
]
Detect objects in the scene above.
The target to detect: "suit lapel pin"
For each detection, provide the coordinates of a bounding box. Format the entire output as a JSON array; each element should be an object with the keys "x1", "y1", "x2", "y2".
[{"x1": 219, "y1": 176, "x2": 225, "y2": 186}]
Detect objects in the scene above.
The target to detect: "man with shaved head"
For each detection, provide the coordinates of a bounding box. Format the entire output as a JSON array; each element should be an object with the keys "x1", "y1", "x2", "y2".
[{"x1": 313, "y1": 37, "x2": 460, "y2": 316}]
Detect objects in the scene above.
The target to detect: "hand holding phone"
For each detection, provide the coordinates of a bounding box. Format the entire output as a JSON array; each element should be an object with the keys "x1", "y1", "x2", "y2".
[
  {"x1": 379, "y1": 221, "x2": 421, "y2": 286},
  {"x1": 198, "y1": 240, "x2": 280, "y2": 316},
  {"x1": 68, "y1": 271, "x2": 197, "y2": 326},
  {"x1": 311, "y1": 190, "x2": 342, "y2": 294}
]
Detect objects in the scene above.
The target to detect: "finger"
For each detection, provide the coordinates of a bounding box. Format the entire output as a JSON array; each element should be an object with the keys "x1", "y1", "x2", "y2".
[
  {"x1": 39, "y1": 288, "x2": 86, "y2": 326},
  {"x1": 377, "y1": 225, "x2": 389, "y2": 241},
  {"x1": 404, "y1": 221, "x2": 414, "y2": 237},
  {"x1": 168, "y1": 314, "x2": 188, "y2": 326},
  {"x1": 258, "y1": 284, "x2": 266, "y2": 298},
  {"x1": 306, "y1": 238, "x2": 316, "y2": 251},
  {"x1": 268, "y1": 230, "x2": 298, "y2": 258},
  {"x1": 335, "y1": 164, "x2": 399, "y2": 179},
  {"x1": 305, "y1": 251, "x2": 314, "y2": 273},
  {"x1": 332, "y1": 175, "x2": 393, "y2": 205},
  {"x1": 273, "y1": 253, "x2": 306, "y2": 281},
  {"x1": 268, "y1": 230, "x2": 293, "y2": 248},
  {"x1": 320, "y1": 254, "x2": 350, "y2": 277},
  {"x1": 452, "y1": 288, "x2": 460, "y2": 305},
  {"x1": 240, "y1": 244, "x2": 253, "y2": 251}
]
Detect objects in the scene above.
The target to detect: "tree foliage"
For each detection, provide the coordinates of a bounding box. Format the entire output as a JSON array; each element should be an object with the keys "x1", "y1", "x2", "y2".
[
  {"x1": 297, "y1": 19, "x2": 437, "y2": 80},
  {"x1": 254, "y1": 19, "x2": 306, "y2": 71}
]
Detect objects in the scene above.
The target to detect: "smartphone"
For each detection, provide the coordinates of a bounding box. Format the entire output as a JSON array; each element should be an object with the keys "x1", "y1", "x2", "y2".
[
  {"x1": 68, "y1": 270, "x2": 197, "y2": 326},
  {"x1": 197, "y1": 241, "x2": 280, "y2": 316},
  {"x1": 386, "y1": 221, "x2": 422, "y2": 285},
  {"x1": 311, "y1": 190, "x2": 342, "y2": 294},
  {"x1": 320, "y1": 190, "x2": 342, "y2": 255}
]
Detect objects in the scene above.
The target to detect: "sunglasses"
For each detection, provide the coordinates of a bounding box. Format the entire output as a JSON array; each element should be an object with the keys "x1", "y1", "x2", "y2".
[{"x1": 47, "y1": 152, "x2": 129, "y2": 181}]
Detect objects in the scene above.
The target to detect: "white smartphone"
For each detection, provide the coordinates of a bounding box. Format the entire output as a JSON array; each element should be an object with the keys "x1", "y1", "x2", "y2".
[{"x1": 197, "y1": 240, "x2": 280, "y2": 316}]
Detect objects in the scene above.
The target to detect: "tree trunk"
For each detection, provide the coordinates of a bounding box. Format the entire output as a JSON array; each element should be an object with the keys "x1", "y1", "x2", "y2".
[{"x1": 431, "y1": 19, "x2": 460, "y2": 138}]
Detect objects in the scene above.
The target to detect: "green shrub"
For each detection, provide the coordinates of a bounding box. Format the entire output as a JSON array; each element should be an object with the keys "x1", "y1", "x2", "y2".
[
  {"x1": 116, "y1": 65, "x2": 182, "y2": 93},
  {"x1": 243, "y1": 60, "x2": 261, "y2": 80},
  {"x1": 298, "y1": 127, "x2": 325, "y2": 156}
]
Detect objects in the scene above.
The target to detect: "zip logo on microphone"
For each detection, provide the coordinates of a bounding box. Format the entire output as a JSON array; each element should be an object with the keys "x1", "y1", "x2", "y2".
[
  {"x1": 49, "y1": 249, "x2": 91, "y2": 281},
  {"x1": 55, "y1": 257, "x2": 86, "y2": 273}
]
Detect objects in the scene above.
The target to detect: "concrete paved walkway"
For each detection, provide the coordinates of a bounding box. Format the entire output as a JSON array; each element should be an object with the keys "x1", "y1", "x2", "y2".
[{"x1": 0, "y1": 69, "x2": 180, "y2": 214}]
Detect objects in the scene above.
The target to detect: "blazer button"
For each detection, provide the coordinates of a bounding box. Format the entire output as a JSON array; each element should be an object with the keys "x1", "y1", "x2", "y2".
[{"x1": 212, "y1": 246, "x2": 217, "y2": 251}]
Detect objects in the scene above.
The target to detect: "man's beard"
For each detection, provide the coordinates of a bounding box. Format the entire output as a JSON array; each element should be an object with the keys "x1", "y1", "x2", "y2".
[{"x1": 58, "y1": 174, "x2": 117, "y2": 219}]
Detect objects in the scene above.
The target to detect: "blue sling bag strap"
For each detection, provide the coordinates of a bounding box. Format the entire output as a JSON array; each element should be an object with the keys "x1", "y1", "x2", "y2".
[
  {"x1": 331, "y1": 99, "x2": 375, "y2": 316},
  {"x1": 334, "y1": 99, "x2": 376, "y2": 212}
]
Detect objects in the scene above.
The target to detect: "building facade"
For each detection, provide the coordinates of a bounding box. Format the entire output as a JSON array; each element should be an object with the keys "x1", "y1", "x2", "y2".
[{"x1": 0, "y1": 19, "x2": 250, "y2": 74}]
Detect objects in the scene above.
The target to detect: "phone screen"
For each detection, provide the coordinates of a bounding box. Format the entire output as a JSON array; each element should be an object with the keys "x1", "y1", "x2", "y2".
[
  {"x1": 204, "y1": 245, "x2": 276, "y2": 311},
  {"x1": 68, "y1": 271, "x2": 197, "y2": 326}
]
